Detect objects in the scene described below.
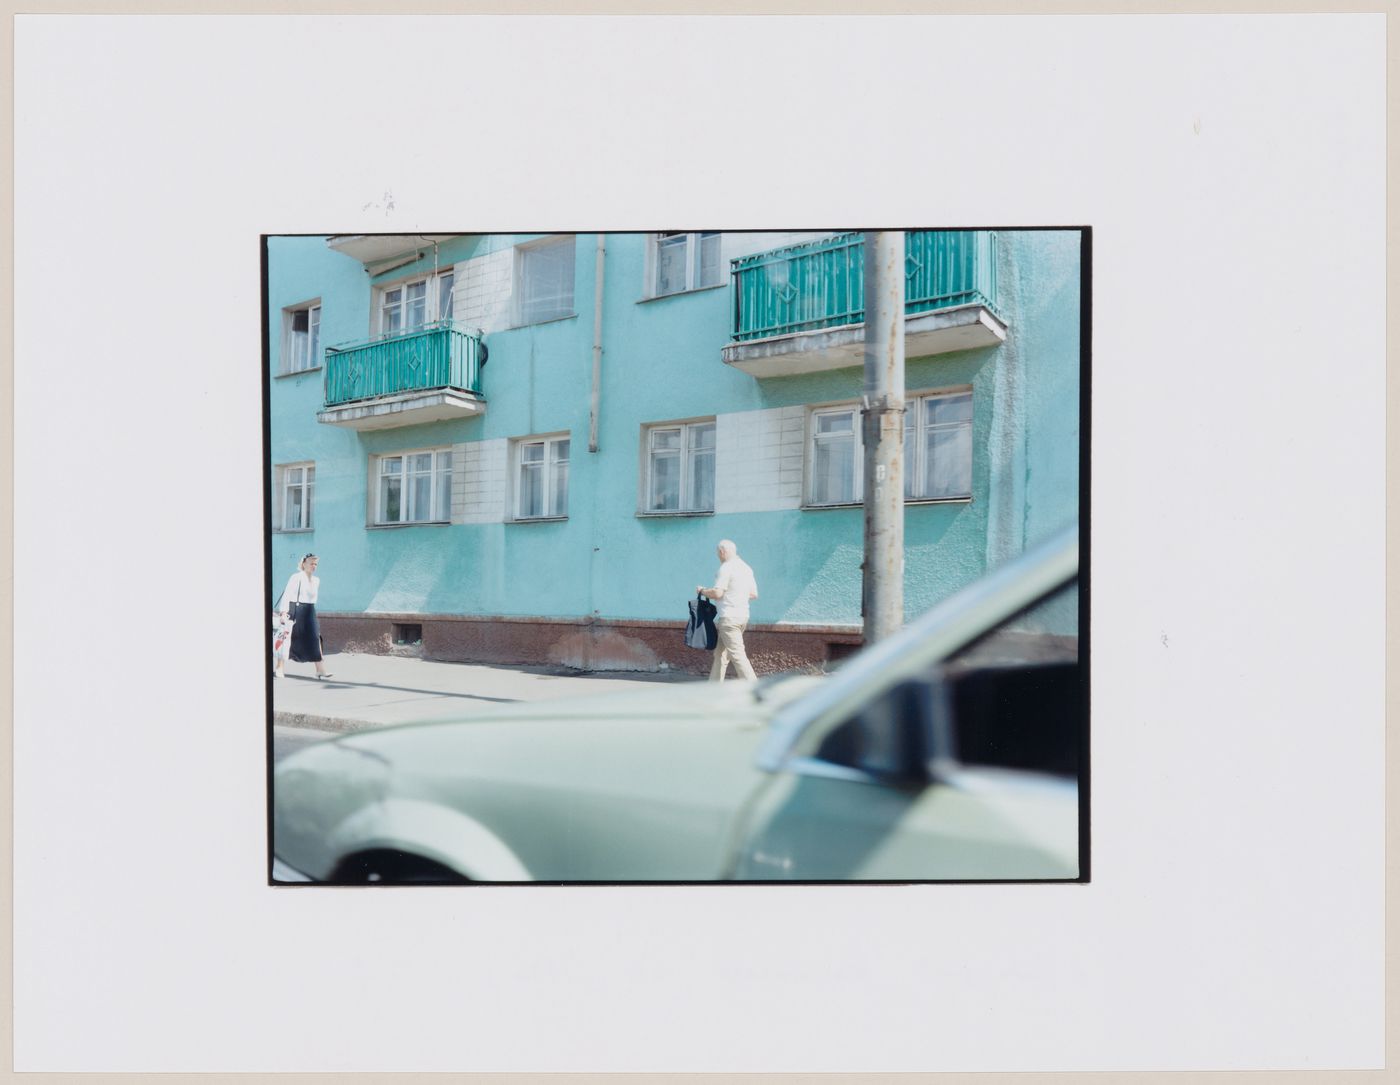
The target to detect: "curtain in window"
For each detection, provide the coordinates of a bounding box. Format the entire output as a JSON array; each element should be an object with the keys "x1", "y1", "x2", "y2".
[
  {"x1": 521, "y1": 239, "x2": 575, "y2": 323},
  {"x1": 926, "y1": 393, "x2": 972, "y2": 498},
  {"x1": 284, "y1": 467, "x2": 304, "y2": 530},
  {"x1": 408, "y1": 452, "x2": 434, "y2": 521},
  {"x1": 649, "y1": 429, "x2": 681, "y2": 511},
  {"x1": 380, "y1": 460, "x2": 402, "y2": 523},
  {"x1": 550, "y1": 440, "x2": 570, "y2": 517},
  {"x1": 439, "y1": 273, "x2": 455, "y2": 323},
  {"x1": 687, "y1": 423, "x2": 715, "y2": 510},
  {"x1": 698, "y1": 233, "x2": 721, "y2": 287},
  {"x1": 519, "y1": 444, "x2": 544, "y2": 518},
  {"x1": 405, "y1": 281, "x2": 428, "y2": 331},
  {"x1": 382, "y1": 289, "x2": 403, "y2": 337},
  {"x1": 309, "y1": 309, "x2": 320, "y2": 369},
  {"x1": 656, "y1": 234, "x2": 687, "y2": 295},
  {"x1": 812, "y1": 412, "x2": 857, "y2": 504}
]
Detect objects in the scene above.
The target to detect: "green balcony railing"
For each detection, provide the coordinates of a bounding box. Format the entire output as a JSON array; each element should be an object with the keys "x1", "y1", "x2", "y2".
[
  {"x1": 323, "y1": 322, "x2": 485, "y2": 408},
  {"x1": 730, "y1": 230, "x2": 999, "y2": 343}
]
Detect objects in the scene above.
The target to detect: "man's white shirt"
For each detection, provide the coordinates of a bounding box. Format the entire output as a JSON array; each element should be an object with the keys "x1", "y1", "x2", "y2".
[{"x1": 713, "y1": 557, "x2": 757, "y2": 622}]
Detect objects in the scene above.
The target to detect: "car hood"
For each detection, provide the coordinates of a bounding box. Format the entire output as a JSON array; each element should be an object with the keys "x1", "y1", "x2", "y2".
[{"x1": 275, "y1": 672, "x2": 825, "y2": 881}]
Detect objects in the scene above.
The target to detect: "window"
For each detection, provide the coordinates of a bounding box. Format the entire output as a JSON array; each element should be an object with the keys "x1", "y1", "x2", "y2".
[
  {"x1": 806, "y1": 391, "x2": 973, "y2": 507},
  {"x1": 813, "y1": 577, "x2": 1079, "y2": 785},
  {"x1": 377, "y1": 271, "x2": 455, "y2": 337},
  {"x1": 645, "y1": 420, "x2": 715, "y2": 513},
  {"x1": 515, "y1": 435, "x2": 570, "y2": 519},
  {"x1": 516, "y1": 237, "x2": 575, "y2": 325},
  {"x1": 938, "y1": 577, "x2": 1080, "y2": 778},
  {"x1": 809, "y1": 407, "x2": 861, "y2": 505},
  {"x1": 652, "y1": 232, "x2": 722, "y2": 296},
  {"x1": 283, "y1": 302, "x2": 321, "y2": 373},
  {"x1": 278, "y1": 463, "x2": 315, "y2": 531},
  {"x1": 904, "y1": 391, "x2": 973, "y2": 501},
  {"x1": 375, "y1": 449, "x2": 452, "y2": 525}
]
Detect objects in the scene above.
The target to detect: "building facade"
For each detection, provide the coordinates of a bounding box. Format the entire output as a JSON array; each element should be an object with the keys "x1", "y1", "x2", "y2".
[{"x1": 266, "y1": 230, "x2": 1082, "y2": 673}]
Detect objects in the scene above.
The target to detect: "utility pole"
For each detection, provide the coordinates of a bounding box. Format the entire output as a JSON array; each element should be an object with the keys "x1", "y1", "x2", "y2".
[{"x1": 861, "y1": 231, "x2": 905, "y2": 644}]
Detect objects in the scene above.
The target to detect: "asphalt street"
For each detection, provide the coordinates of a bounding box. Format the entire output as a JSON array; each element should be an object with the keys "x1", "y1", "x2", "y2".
[
  {"x1": 273, "y1": 725, "x2": 340, "y2": 762},
  {"x1": 272, "y1": 650, "x2": 702, "y2": 734}
]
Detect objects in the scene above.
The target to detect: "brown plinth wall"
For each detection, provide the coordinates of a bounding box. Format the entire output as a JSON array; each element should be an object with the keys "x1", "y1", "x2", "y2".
[{"x1": 319, "y1": 612, "x2": 864, "y2": 675}]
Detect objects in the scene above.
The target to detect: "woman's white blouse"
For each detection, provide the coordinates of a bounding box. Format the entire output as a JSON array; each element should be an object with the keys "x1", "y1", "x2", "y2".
[{"x1": 280, "y1": 571, "x2": 319, "y2": 609}]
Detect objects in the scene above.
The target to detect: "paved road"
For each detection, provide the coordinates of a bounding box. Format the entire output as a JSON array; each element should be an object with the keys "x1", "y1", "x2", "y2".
[
  {"x1": 273, "y1": 725, "x2": 340, "y2": 762},
  {"x1": 273, "y1": 651, "x2": 703, "y2": 733}
]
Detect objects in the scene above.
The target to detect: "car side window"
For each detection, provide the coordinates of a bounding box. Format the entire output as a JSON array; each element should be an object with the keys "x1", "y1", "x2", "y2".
[
  {"x1": 940, "y1": 578, "x2": 1080, "y2": 777},
  {"x1": 812, "y1": 577, "x2": 1080, "y2": 784}
]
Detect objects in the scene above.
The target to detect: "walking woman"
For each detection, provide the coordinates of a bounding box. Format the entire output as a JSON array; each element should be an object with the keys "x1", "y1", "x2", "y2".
[{"x1": 274, "y1": 554, "x2": 332, "y2": 679}]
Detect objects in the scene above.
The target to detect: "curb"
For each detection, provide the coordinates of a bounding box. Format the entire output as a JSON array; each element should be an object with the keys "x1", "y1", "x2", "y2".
[{"x1": 273, "y1": 711, "x2": 380, "y2": 735}]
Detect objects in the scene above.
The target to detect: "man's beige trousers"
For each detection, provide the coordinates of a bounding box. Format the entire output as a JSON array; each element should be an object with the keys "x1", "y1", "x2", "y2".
[{"x1": 709, "y1": 618, "x2": 756, "y2": 682}]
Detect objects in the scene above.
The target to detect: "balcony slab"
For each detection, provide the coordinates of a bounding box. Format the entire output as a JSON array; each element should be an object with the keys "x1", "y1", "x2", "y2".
[
  {"x1": 722, "y1": 304, "x2": 1007, "y2": 379},
  {"x1": 317, "y1": 388, "x2": 486, "y2": 430}
]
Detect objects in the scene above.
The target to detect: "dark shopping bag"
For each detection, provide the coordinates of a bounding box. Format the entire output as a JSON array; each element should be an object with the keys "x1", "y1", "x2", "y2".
[{"x1": 685, "y1": 593, "x2": 718, "y2": 650}]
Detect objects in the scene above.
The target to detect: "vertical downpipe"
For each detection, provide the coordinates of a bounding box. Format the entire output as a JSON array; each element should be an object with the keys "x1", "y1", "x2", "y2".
[
  {"x1": 861, "y1": 231, "x2": 906, "y2": 644},
  {"x1": 586, "y1": 235, "x2": 606, "y2": 660},
  {"x1": 588, "y1": 234, "x2": 605, "y2": 453}
]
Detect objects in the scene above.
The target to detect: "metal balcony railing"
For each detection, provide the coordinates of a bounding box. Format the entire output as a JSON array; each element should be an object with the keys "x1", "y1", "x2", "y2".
[
  {"x1": 323, "y1": 322, "x2": 485, "y2": 408},
  {"x1": 730, "y1": 230, "x2": 999, "y2": 343}
]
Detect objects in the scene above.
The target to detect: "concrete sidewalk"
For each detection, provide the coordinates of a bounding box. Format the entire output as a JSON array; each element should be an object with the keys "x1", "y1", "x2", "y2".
[{"x1": 272, "y1": 651, "x2": 702, "y2": 733}]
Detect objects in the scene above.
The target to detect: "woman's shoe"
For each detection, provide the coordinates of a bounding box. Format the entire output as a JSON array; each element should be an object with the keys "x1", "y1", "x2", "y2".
[{"x1": 316, "y1": 673, "x2": 333, "y2": 680}]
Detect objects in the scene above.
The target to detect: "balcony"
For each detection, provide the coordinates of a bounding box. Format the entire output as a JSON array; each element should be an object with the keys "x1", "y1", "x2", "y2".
[
  {"x1": 721, "y1": 231, "x2": 1007, "y2": 378},
  {"x1": 316, "y1": 322, "x2": 487, "y2": 430}
]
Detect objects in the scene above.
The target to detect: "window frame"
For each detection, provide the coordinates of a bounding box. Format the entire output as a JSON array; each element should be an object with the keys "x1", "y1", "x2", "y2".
[
  {"x1": 805, "y1": 404, "x2": 864, "y2": 508},
  {"x1": 374, "y1": 269, "x2": 455, "y2": 339},
  {"x1": 281, "y1": 300, "x2": 322, "y2": 375},
  {"x1": 641, "y1": 418, "x2": 717, "y2": 516},
  {"x1": 276, "y1": 462, "x2": 315, "y2": 533},
  {"x1": 512, "y1": 434, "x2": 571, "y2": 521},
  {"x1": 371, "y1": 447, "x2": 453, "y2": 527},
  {"x1": 904, "y1": 388, "x2": 974, "y2": 503},
  {"x1": 804, "y1": 388, "x2": 975, "y2": 509},
  {"x1": 648, "y1": 231, "x2": 723, "y2": 298},
  {"x1": 514, "y1": 236, "x2": 576, "y2": 327}
]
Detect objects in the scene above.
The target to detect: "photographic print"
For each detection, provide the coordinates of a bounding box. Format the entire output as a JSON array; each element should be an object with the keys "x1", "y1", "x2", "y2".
[
  {"x1": 267, "y1": 228, "x2": 1086, "y2": 885},
  {"x1": 17, "y1": 9, "x2": 1383, "y2": 1074}
]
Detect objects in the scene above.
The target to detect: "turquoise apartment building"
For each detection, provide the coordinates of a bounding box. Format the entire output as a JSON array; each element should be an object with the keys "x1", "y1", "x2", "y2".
[{"x1": 265, "y1": 230, "x2": 1083, "y2": 672}]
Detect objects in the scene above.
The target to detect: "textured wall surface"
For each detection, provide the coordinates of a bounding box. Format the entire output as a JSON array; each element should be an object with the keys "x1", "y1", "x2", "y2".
[
  {"x1": 268, "y1": 231, "x2": 1081, "y2": 630},
  {"x1": 319, "y1": 613, "x2": 863, "y2": 675}
]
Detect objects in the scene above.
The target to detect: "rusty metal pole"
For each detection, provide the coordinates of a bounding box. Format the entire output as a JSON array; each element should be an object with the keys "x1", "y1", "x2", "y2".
[{"x1": 861, "y1": 231, "x2": 905, "y2": 644}]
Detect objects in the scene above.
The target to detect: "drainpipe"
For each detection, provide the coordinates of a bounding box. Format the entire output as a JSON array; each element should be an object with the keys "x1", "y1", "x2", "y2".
[
  {"x1": 588, "y1": 234, "x2": 605, "y2": 452},
  {"x1": 861, "y1": 231, "x2": 906, "y2": 644}
]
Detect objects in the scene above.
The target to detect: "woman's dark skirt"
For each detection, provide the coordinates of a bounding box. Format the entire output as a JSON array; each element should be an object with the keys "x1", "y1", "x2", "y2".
[{"x1": 289, "y1": 601, "x2": 323, "y2": 663}]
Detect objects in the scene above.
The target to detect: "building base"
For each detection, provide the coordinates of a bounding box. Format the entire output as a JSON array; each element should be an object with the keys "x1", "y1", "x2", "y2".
[{"x1": 318, "y1": 612, "x2": 864, "y2": 676}]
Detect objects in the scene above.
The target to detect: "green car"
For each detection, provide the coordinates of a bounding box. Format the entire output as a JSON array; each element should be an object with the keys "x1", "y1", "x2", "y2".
[{"x1": 272, "y1": 525, "x2": 1082, "y2": 884}]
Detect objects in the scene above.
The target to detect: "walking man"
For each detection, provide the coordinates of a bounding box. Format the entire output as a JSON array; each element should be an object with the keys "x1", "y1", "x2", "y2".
[{"x1": 698, "y1": 539, "x2": 759, "y2": 682}]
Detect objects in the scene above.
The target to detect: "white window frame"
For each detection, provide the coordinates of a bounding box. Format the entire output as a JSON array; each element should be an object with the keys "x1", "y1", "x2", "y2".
[
  {"x1": 375, "y1": 269, "x2": 455, "y2": 338},
  {"x1": 276, "y1": 462, "x2": 315, "y2": 532},
  {"x1": 372, "y1": 448, "x2": 453, "y2": 526},
  {"x1": 648, "y1": 232, "x2": 723, "y2": 297},
  {"x1": 282, "y1": 301, "x2": 322, "y2": 374},
  {"x1": 514, "y1": 236, "x2": 576, "y2": 326},
  {"x1": 512, "y1": 434, "x2": 570, "y2": 521},
  {"x1": 806, "y1": 404, "x2": 864, "y2": 507},
  {"x1": 641, "y1": 419, "x2": 716, "y2": 515},
  {"x1": 904, "y1": 389, "x2": 974, "y2": 502},
  {"x1": 804, "y1": 389, "x2": 974, "y2": 508}
]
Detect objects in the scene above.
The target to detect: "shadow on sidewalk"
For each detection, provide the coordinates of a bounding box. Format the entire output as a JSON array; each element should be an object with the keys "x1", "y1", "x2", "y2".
[{"x1": 279, "y1": 675, "x2": 519, "y2": 705}]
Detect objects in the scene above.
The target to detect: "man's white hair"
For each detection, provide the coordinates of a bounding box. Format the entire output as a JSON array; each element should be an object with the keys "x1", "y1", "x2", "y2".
[{"x1": 717, "y1": 538, "x2": 738, "y2": 557}]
